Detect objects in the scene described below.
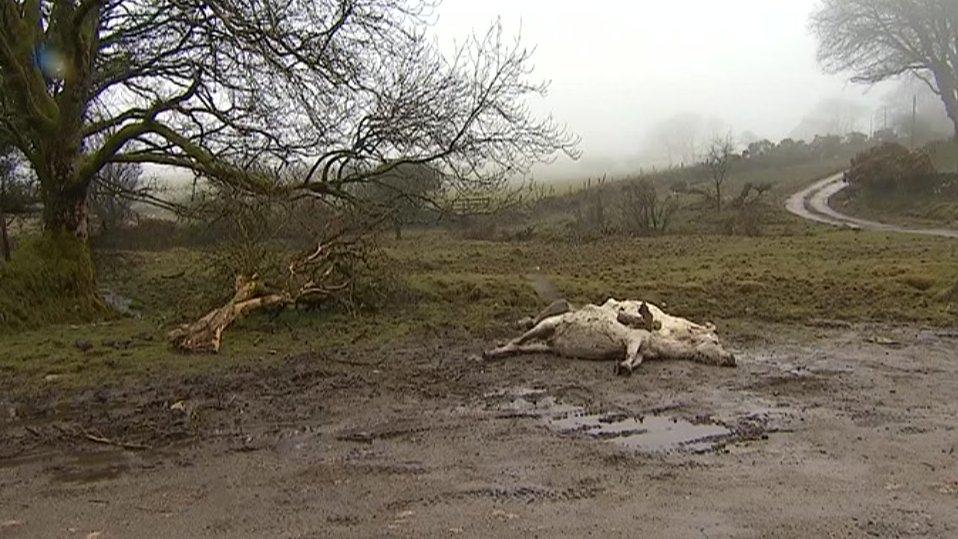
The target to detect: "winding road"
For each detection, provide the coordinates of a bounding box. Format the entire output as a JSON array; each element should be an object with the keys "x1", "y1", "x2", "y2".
[{"x1": 785, "y1": 172, "x2": 958, "y2": 239}]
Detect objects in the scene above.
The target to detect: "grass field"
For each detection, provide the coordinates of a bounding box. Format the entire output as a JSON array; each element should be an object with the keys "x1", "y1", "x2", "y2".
[
  {"x1": 2, "y1": 223, "x2": 956, "y2": 392},
  {"x1": 2, "y1": 148, "x2": 956, "y2": 392}
]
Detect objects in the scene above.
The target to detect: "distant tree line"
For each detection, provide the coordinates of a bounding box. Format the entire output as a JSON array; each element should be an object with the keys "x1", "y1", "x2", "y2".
[{"x1": 740, "y1": 131, "x2": 891, "y2": 166}]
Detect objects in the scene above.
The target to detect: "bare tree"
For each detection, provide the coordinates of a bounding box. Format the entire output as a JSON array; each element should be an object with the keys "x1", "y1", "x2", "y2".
[
  {"x1": 89, "y1": 162, "x2": 143, "y2": 233},
  {"x1": 644, "y1": 113, "x2": 703, "y2": 167},
  {"x1": 0, "y1": 1, "x2": 578, "y2": 243},
  {"x1": 811, "y1": 0, "x2": 958, "y2": 138},
  {"x1": 704, "y1": 137, "x2": 734, "y2": 213},
  {"x1": 619, "y1": 179, "x2": 676, "y2": 236},
  {"x1": 725, "y1": 182, "x2": 773, "y2": 236}
]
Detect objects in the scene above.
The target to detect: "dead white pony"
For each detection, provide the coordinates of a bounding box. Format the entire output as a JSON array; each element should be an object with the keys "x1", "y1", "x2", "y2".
[{"x1": 485, "y1": 299, "x2": 735, "y2": 375}]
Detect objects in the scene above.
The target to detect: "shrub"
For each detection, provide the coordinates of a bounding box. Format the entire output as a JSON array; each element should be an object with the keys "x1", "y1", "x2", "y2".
[
  {"x1": 455, "y1": 215, "x2": 501, "y2": 241},
  {"x1": 93, "y1": 218, "x2": 198, "y2": 251},
  {"x1": 723, "y1": 183, "x2": 773, "y2": 236},
  {"x1": 619, "y1": 179, "x2": 676, "y2": 236},
  {"x1": 846, "y1": 143, "x2": 936, "y2": 194}
]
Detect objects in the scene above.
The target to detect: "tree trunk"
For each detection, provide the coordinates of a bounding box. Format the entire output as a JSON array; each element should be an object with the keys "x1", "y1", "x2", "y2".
[
  {"x1": 37, "y1": 146, "x2": 92, "y2": 241},
  {"x1": 0, "y1": 214, "x2": 10, "y2": 262},
  {"x1": 941, "y1": 88, "x2": 958, "y2": 141},
  {"x1": 935, "y1": 86, "x2": 958, "y2": 171},
  {"x1": 42, "y1": 182, "x2": 90, "y2": 241},
  {"x1": 0, "y1": 175, "x2": 8, "y2": 262}
]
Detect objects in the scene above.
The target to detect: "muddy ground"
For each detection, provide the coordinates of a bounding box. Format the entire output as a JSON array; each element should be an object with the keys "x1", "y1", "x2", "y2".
[{"x1": 1, "y1": 323, "x2": 957, "y2": 538}]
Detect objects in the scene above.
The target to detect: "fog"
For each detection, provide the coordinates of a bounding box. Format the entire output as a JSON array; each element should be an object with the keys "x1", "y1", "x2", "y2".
[{"x1": 433, "y1": 0, "x2": 895, "y2": 181}]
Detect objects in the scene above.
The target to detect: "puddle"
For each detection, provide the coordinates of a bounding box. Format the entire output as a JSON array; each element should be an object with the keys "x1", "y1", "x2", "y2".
[
  {"x1": 549, "y1": 413, "x2": 731, "y2": 453},
  {"x1": 485, "y1": 388, "x2": 741, "y2": 454}
]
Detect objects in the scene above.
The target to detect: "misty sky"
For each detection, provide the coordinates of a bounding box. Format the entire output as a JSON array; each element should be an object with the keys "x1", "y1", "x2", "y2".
[{"x1": 433, "y1": 0, "x2": 893, "y2": 180}]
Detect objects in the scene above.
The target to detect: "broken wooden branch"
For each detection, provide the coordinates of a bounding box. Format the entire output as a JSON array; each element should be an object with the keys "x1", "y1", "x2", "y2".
[
  {"x1": 169, "y1": 238, "x2": 363, "y2": 354},
  {"x1": 81, "y1": 429, "x2": 152, "y2": 451}
]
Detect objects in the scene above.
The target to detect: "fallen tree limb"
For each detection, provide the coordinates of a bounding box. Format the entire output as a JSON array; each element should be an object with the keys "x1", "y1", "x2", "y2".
[
  {"x1": 168, "y1": 239, "x2": 360, "y2": 354},
  {"x1": 168, "y1": 275, "x2": 292, "y2": 354}
]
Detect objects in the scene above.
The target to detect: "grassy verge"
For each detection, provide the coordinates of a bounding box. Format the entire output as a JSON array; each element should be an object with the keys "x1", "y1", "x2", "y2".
[
  {"x1": 832, "y1": 190, "x2": 958, "y2": 229},
  {"x1": 3, "y1": 228, "x2": 955, "y2": 393},
  {"x1": 668, "y1": 159, "x2": 849, "y2": 235}
]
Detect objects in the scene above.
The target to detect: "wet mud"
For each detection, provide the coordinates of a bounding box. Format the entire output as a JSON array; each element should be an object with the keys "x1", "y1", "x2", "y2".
[{"x1": 1, "y1": 324, "x2": 957, "y2": 537}]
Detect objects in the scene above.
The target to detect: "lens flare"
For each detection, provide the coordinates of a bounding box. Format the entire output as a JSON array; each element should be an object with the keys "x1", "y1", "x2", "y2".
[{"x1": 36, "y1": 45, "x2": 69, "y2": 80}]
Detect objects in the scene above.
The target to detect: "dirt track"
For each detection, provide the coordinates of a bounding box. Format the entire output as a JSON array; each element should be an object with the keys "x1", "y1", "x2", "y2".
[
  {"x1": 2, "y1": 323, "x2": 957, "y2": 537},
  {"x1": 785, "y1": 173, "x2": 958, "y2": 239}
]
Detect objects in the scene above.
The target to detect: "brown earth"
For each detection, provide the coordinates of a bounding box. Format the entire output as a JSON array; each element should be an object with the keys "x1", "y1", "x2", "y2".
[{"x1": 1, "y1": 323, "x2": 957, "y2": 538}]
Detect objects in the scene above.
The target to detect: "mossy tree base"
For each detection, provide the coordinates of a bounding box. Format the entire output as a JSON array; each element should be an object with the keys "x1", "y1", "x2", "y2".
[{"x1": 0, "y1": 234, "x2": 105, "y2": 330}]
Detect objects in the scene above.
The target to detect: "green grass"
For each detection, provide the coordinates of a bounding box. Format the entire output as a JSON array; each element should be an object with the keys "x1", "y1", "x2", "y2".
[
  {"x1": 668, "y1": 160, "x2": 849, "y2": 235},
  {"x1": 0, "y1": 241, "x2": 542, "y2": 391},
  {"x1": 2, "y1": 228, "x2": 957, "y2": 392},
  {"x1": 390, "y1": 230, "x2": 958, "y2": 325},
  {"x1": 529, "y1": 158, "x2": 850, "y2": 240},
  {"x1": 3, "y1": 153, "x2": 958, "y2": 396}
]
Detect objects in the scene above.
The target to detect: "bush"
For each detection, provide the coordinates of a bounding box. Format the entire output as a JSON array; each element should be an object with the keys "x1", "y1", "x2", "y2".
[
  {"x1": 619, "y1": 179, "x2": 676, "y2": 236},
  {"x1": 846, "y1": 143, "x2": 937, "y2": 194},
  {"x1": 0, "y1": 234, "x2": 105, "y2": 330},
  {"x1": 455, "y1": 215, "x2": 501, "y2": 241},
  {"x1": 723, "y1": 183, "x2": 773, "y2": 236},
  {"x1": 92, "y1": 218, "x2": 199, "y2": 251}
]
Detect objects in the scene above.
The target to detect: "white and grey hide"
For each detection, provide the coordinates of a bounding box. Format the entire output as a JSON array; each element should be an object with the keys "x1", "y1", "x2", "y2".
[{"x1": 485, "y1": 299, "x2": 735, "y2": 375}]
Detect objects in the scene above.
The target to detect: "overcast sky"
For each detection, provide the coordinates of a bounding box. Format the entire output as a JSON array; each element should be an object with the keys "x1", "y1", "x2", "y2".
[{"x1": 432, "y1": 0, "x2": 892, "y2": 180}]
